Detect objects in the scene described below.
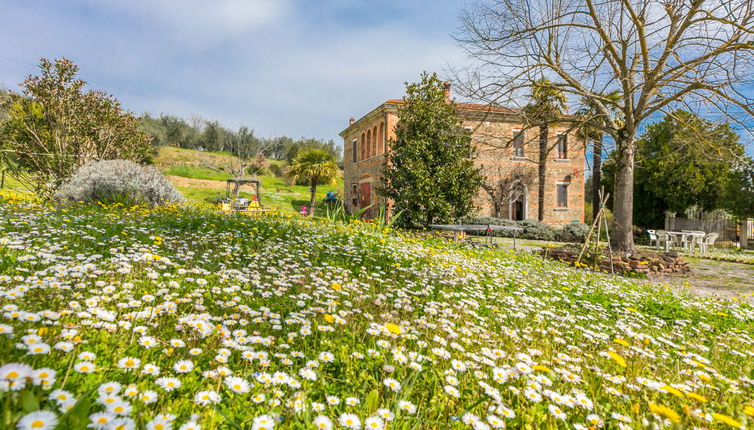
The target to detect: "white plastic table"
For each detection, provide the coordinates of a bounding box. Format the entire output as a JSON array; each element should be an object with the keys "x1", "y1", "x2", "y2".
[{"x1": 664, "y1": 231, "x2": 705, "y2": 252}]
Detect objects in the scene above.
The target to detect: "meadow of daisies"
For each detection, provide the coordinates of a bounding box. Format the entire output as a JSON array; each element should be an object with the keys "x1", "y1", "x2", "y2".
[{"x1": 1, "y1": 196, "x2": 753, "y2": 430}]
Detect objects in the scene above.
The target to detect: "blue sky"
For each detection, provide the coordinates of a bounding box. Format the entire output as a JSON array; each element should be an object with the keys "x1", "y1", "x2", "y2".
[{"x1": 0, "y1": 0, "x2": 468, "y2": 143}]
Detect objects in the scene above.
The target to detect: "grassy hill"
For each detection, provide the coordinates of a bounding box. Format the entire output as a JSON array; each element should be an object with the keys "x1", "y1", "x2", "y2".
[{"x1": 156, "y1": 146, "x2": 344, "y2": 213}]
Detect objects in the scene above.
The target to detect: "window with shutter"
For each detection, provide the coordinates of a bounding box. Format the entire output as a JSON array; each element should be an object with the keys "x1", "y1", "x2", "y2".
[{"x1": 556, "y1": 183, "x2": 568, "y2": 208}]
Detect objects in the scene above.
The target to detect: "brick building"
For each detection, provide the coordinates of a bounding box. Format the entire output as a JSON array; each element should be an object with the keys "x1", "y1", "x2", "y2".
[{"x1": 339, "y1": 83, "x2": 585, "y2": 225}]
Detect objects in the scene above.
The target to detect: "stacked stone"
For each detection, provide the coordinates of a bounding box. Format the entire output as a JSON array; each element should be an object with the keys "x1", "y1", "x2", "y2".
[{"x1": 541, "y1": 248, "x2": 690, "y2": 275}]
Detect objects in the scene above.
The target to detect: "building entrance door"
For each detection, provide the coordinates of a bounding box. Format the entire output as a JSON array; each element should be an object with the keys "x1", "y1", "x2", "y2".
[
  {"x1": 509, "y1": 182, "x2": 526, "y2": 221},
  {"x1": 360, "y1": 182, "x2": 371, "y2": 218}
]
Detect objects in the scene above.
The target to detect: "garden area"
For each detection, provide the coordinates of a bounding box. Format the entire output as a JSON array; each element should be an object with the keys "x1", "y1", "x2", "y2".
[{"x1": 154, "y1": 147, "x2": 343, "y2": 214}]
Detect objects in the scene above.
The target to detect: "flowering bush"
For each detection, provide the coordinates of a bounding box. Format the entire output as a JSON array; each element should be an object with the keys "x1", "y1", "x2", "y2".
[
  {"x1": 55, "y1": 160, "x2": 184, "y2": 206},
  {"x1": 0, "y1": 197, "x2": 752, "y2": 429}
]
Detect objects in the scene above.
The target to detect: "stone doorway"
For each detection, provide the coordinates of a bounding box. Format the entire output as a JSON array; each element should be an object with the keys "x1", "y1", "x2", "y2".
[{"x1": 509, "y1": 182, "x2": 527, "y2": 221}]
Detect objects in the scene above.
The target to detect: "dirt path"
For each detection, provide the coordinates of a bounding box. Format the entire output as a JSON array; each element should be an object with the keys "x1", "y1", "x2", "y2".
[
  {"x1": 487, "y1": 237, "x2": 754, "y2": 302},
  {"x1": 643, "y1": 257, "x2": 754, "y2": 302},
  {"x1": 166, "y1": 175, "x2": 227, "y2": 189}
]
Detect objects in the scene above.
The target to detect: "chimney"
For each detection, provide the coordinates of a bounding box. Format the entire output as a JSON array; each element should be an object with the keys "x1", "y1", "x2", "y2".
[
  {"x1": 443, "y1": 81, "x2": 451, "y2": 103},
  {"x1": 349, "y1": 117, "x2": 355, "y2": 126}
]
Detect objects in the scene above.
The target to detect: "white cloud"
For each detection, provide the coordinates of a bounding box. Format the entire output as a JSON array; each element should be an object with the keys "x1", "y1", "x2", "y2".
[{"x1": 85, "y1": 0, "x2": 289, "y2": 47}]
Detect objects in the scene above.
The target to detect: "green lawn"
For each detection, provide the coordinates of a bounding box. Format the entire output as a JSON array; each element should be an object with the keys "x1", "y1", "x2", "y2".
[{"x1": 163, "y1": 165, "x2": 233, "y2": 181}]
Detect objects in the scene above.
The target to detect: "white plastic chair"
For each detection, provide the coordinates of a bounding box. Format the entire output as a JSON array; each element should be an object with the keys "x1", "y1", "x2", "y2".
[
  {"x1": 699, "y1": 233, "x2": 718, "y2": 254},
  {"x1": 647, "y1": 229, "x2": 659, "y2": 247}
]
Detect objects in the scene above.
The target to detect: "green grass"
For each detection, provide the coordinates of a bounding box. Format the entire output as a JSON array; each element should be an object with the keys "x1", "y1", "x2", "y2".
[
  {"x1": 164, "y1": 165, "x2": 233, "y2": 181},
  {"x1": 1, "y1": 197, "x2": 753, "y2": 429}
]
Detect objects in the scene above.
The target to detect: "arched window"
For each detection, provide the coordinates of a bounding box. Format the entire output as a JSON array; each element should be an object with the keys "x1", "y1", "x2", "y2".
[
  {"x1": 366, "y1": 130, "x2": 372, "y2": 159},
  {"x1": 379, "y1": 122, "x2": 385, "y2": 154},
  {"x1": 373, "y1": 126, "x2": 378, "y2": 156},
  {"x1": 360, "y1": 133, "x2": 365, "y2": 160}
]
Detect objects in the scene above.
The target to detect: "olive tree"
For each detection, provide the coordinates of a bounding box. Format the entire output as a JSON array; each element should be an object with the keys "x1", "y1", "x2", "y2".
[
  {"x1": 455, "y1": 0, "x2": 754, "y2": 251},
  {"x1": 0, "y1": 58, "x2": 153, "y2": 199}
]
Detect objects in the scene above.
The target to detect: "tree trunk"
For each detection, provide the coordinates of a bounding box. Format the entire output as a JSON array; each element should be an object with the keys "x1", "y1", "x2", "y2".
[
  {"x1": 538, "y1": 124, "x2": 548, "y2": 221},
  {"x1": 611, "y1": 136, "x2": 636, "y2": 251},
  {"x1": 308, "y1": 180, "x2": 317, "y2": 216},
  {"x1": 592, "y1": 135, "x2": 602, "y2": 221}
]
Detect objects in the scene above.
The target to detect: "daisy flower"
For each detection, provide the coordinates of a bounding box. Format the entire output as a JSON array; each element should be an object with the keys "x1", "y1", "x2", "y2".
[
  {"x1": 155, "y1": 377, "x2": 181, "y2": 392},
  {"x1": 548, "y1": 404, "x2": 567, "y2": 420},
  {"x1": 74, "y1": 361, "x2": 96, "y2": 373},
  {"x1": 117, "y1": 357, "x2": 141, "y2": 371},
  {"x1": 140, "y1": 390, "x2": 159, "y2": 404},
  {"x1": 444, "y1": 385, "x2": 460, "y2": 398},
  {"x1": 224, "y1": 376, "x2": 250, "y2": 394},
  {"x1": 173, "y1": 360, "x2": 194, "y2": 373},
  {"x1": 338, "y1": 413, "x2": 361, "y2": 429},
  {"x1": 16, "y1": 410, "x2": 58, "y2": 430},
  {"x1": 382, "y1": 378, "x2": 401, "y2": 392},
  {"x1": 50, "y1": 389, "x2": 74, "y2": 405},
  {"x1": 313, "y1": 415, "x2": 332, "y2": 430},
  {"x1": 179, "y1": 421, "x2": 201, "y2": 430},
  {"x1": 88, "y1": 412, "x2": 115, "y2": 430},
  {"x1": 398, "y1": 400, "x2": 417, "y2": 414},
  {"x1": 364, "y1": 416, "x2": 384, "y2": 430},
  {"x1": 77, "y1": 351, "x2": 96, "y2": 361},
  {"x1": 251, "y1": 414, "x2": 275, "y2": 430},
  {"x1": 375, "y1": 409, "x2": 394, "y2": 421},
  {"x1": 486, "y1": 415, "x2": 505, "y2": 429},
  {"x1": 194, "y1": 390, "x2": 220, "y2": 406},
  {"x1": 141, "y1": 363, "x2": 161, "y2": 376}
]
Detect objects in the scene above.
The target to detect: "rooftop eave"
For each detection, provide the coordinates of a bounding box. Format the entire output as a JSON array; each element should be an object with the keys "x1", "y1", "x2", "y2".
[{"x1": 339, "y1": 101, "x2": 400, "y2": 138}]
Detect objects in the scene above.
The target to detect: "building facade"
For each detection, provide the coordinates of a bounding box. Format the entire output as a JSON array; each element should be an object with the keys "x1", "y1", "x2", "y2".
[{"x1": 339, "y1": 84, "x2": 585, "y2": 225}]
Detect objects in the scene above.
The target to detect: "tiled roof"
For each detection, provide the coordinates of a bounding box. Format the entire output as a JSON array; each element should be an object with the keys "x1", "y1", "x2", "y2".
[{"x1": 384, "y1": 99, "x2": 520, "y2": 114}]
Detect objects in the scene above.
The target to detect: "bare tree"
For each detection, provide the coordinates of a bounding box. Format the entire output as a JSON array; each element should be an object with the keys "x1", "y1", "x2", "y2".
[
  {"x1": 455, "y1": 0, "x2": 754, "y2": 251},
  {"x1": 481, "y1": 164, "x2": 536, "y2": 217}
]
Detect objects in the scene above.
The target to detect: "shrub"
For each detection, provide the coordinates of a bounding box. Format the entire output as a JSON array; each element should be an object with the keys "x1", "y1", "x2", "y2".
[
  {"x1": 269, "y1": 163, "x2": 284, "y2": 177},
  {"x1": 55, "y1": 160, "x2": 184, "y2": 206},
  {"x1": 556, "y1": 221, "x2": 590, "y2": 243},
  {"x1": 462, "y1": 216, "x2": 518, "y2": 227},
  {"x1": 519, "y1": 218, "x2": 556, "y2": 241}
]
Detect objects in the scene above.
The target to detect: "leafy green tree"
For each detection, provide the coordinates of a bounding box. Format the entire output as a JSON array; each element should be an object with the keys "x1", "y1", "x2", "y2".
[
  {"x1": 721, "y1": 160, "x2": 754, "y2": 218},
  {"x1": 522, "y1": 79, "x2": 567, "y2": 221},
  {"x1": 382, "y1": 72, "x2": 483, "y2": 228},
  {"x1": 602, "y1": 111, "x2": 744, "y2": 227},
  {"x1": 288, "y1": 149, "x2": 339, "y2": 216},
  {"x1": 0, "y1": 58, "x2": 153, "y2": 199},
  {"x1": 139, "y1": 113, "x2": 167, "y2": 147},
  {"x1": 200, "y1": 120, "x2": 226, "y2": 152},
  {"x1": 158, "y1": 114, "x2": 197, "y2": 148}
]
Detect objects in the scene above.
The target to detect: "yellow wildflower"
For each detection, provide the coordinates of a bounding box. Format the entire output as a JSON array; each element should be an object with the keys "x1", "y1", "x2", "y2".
[
  {"x1": 385, "y1": 323, "x2": 402, "y2": 335},
  {"x1": 324, "y1": 314, "x2": 335, "y2": 323},
  {"x1": 712, "y1": 413, "x2": 741, "y2": 427},
  {"x1": 608, "y1": 352, "x2": 627, "y2": 368},
  {"x1": 614, "y1": 338, "x2": 629, "y2": 347},
  {"x1": 649, "y1": 403, "x2": 681, "y2": 424},
  {"x1": 659, "y1": 385, "x2": 684, "y2": 398},
  {"x1": 685, "y1": 392, "x2": 707, "y2": 403}
]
